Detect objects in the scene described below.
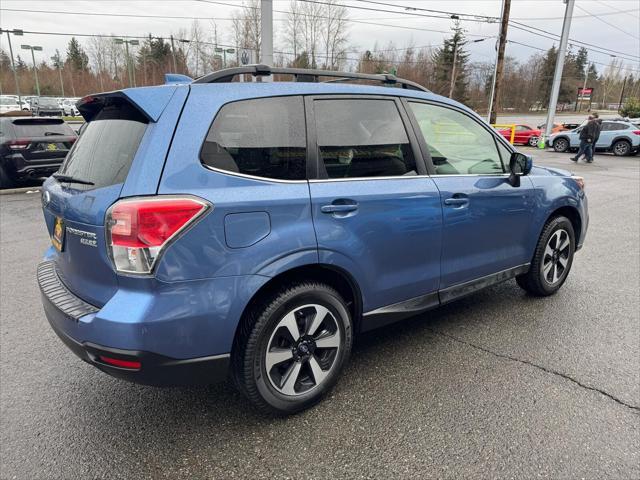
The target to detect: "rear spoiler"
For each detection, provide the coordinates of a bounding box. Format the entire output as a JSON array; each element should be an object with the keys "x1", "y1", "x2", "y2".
[{"x1": 77, "y1": 85, "x2": 181, "y2": 123}]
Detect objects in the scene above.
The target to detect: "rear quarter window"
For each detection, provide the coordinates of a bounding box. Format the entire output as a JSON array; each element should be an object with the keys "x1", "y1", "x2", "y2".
[
  {"x1": 200, "y1": 96, "x2": 306, "y2": 181},
  {"x1": 58, "y1": 101, "x2": 147, "y2": 189}
]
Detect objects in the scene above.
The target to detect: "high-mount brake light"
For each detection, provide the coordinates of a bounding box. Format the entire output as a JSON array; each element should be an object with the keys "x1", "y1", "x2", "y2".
[{"x1": 106, "y1": 196, "x2": 210, "y2": 274}]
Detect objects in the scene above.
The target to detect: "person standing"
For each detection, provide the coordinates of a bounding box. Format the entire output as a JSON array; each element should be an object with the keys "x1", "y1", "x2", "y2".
[
  {"x1": 587, "y1": 112, "x2": 603, "y2": 163},
  {"x1": 571, "y1": 115, "x2": 596, "y2": 162}
]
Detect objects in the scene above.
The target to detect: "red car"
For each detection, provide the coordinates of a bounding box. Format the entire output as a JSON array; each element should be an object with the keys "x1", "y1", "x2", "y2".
[{"x1": 497, "y1": 124, "x2": 542, "y2": 146}]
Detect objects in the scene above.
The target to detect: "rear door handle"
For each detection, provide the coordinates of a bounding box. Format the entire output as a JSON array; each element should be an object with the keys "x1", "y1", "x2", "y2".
[{"x1": 321, "y1": 204, "x2": 358, "y2": 214}]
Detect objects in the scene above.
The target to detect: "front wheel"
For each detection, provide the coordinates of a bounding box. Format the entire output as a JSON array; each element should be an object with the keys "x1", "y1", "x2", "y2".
[
  {"x1": 516, "y1": 216, "x2": 575, "y2": 296},
  {"x1": 233, "y1": 282, "x2": 352, "y2": 415},
  {"x1": 553, "y1": 137, "x2": 569, "y2": 152}
]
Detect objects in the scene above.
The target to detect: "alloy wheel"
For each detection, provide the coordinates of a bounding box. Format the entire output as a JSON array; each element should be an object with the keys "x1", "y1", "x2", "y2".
[
  {"x1": 542, "y1": 229, "x2": 571, "y2": 285},
  {"x1": 614, "y1": 141, "x2": 630, "y2": 156},
  {"x1": 265, "y1": 304, "x2": 341, "y2": 396}
]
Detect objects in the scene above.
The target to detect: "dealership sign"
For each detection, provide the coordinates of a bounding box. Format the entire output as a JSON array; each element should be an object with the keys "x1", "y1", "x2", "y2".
[{"x1": 578, "y1": 87, "x2": 593, "y2": 100}]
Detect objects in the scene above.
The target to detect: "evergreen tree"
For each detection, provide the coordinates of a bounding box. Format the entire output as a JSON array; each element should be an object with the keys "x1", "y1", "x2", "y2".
[
  {"x1": 0, "y1": 49, "x2": 11, "y2": 71},
  {"x1": 51, "y1": 49, "x2": 64, "y2": 69},
  {"x1": 66, "y1": 37, "x2": 89, "y2": 71},
  {"x1": 432, "y1": 22, "x2": 469, "y2": 102},
  {"x1": 575, "y1": 47, "x2": 588, "y2": 79},
  {"x1": 15, "y1": 55, "x2": 28, "y2": 72}
]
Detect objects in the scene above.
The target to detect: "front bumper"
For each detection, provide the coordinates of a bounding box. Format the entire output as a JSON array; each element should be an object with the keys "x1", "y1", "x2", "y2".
[{"x1": 37, "y1": 261, "x2": 231, "y2": 386}]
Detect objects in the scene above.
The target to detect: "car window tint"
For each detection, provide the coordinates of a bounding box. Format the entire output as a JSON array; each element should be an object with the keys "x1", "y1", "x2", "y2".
[
  {"x1": 201, "y1": 96, "x2": 306, "y2": 181},
  {"x1": 314, "y1": 99, "x2": 417, "y2": 179},
  {"x1": 58, "y1": 101, "x2": 147, "y2": 189},
  {"x1": 497, "y1": 141, "x2": 512, "y2": 168},
  {"x1": 610, "y1": 122, "x2": 629, "y2": 130},
  {"x1": 409, "y1": 102, "x2": 504, "y2": 175}
]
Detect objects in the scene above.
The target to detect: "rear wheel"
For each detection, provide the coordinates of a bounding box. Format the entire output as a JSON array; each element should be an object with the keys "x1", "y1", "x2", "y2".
[
  {"x1": 516, "y1": 216, "x2": 575, "y2": 296},
  {"x1": 553, "y1": 137, "x2": 569, "y2": 153},
  {"x1": 612, "y1": 139, "x2": 631, "y2": 156},
  {"x1": 528, "y1": 136, "x2": 539, "y2": 147},
  {"x1": 233, "y1": 282, "x2": 352, "y2": 415}
]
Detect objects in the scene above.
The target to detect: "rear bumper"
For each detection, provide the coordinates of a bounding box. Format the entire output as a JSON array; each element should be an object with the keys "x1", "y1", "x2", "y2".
[
  {"x1": 37, "y1": 260, "x2": 236, "y2": 386},
  {"x1": 4, "y1": 153, "x2": 65, "y2": 178}
]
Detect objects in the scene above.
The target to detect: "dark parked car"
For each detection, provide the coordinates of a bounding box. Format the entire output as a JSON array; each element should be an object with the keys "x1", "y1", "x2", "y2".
[
  {"x1": 30, "y1": 97, "x2": 64, "y2": 117},
  {"x1": 38, "y1": 66, "x2": 588, "y2": 415},
  {"x1": 0, "y1": 117, "x2": 76, "y2": 188}
]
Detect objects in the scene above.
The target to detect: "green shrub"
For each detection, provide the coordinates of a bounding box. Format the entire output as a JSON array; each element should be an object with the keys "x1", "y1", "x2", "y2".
[{"x1": 620, "y1": 97, "x2": 640, "y2": 118}]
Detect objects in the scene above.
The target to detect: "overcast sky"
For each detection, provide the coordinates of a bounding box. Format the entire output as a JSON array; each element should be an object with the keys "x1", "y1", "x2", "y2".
[{"x1": 1, "y1": 0, "x2": 639, "y2": 74}]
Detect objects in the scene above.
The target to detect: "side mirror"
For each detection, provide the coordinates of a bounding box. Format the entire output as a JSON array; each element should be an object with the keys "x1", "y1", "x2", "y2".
[{"x1": 508, "y1": 152, "x2": 532, "y2": 187}]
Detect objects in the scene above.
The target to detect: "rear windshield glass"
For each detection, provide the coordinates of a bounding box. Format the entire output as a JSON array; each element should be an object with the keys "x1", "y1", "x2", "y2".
[
  {"x1": 11, "y1": 119, "x2": 75, "y2": 138},
  {"x1": 37, "y1": 98, "x2": 61, "y2": 107},
  {"x1": 58, "y1": 101, "x2": 147, "y2": 189}
]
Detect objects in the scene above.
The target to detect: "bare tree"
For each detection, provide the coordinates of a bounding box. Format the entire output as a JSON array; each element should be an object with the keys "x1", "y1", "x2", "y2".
[
  {"x1": 284, "y1": 0, "x2": 303, "y2": 60},
  {"x1": 299, "y1": 0, "x2": 324, "y2": 68},
  {"x1": 322, "y1": 0, "x2": 349, "y2": 70},
  {"x1": 231, "y1": 0, "x2": 261, "y2": 62}
]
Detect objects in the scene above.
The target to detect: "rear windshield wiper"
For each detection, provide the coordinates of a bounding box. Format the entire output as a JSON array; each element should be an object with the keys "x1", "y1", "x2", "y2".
[{"x1": 52, "y1": 173, "x2": 95, "y2": 186}]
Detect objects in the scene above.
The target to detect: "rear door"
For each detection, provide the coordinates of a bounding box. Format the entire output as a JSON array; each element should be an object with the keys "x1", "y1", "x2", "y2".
[
  {"x1": 595, "y1": 122, "x2": 616, "y2": 149},
  {"x1": 307, "y1": 96, "x2": 442, "y2": 316},
  {"x1": 405, "y1": 100, "x2": 536, "y2": 290}
]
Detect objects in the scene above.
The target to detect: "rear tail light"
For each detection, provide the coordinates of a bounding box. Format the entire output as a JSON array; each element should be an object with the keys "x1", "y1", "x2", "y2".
[
  {"x1": 632, "y1": 130, "x2": 640, "y2": 136},
  {"x1": 6, "y1": 139, "x2": 30, "y2": 150},
  {"x1": 106, "y1": 196, "x2": 210, "y2": 274}
]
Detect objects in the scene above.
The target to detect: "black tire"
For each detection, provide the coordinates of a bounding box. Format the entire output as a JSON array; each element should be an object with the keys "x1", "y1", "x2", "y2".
[
  {"x1": 516, "y1": 216, "x2": 575, "y2": 296},
  {"x1": 528, "y1": 136, "x2": 539, "y2": 147},
  {"x1": 612, "y1": 139, "x2": 631, "y2": 156},
  {"x1": 0, "y1": 164, "x2": 15, "y2": 190},
  {"x1": 553, "y1": 137, "x2": 569, "y2": 153},
  {"x1": 232, "y1": 282, "x2": 353, "y2": 415}
]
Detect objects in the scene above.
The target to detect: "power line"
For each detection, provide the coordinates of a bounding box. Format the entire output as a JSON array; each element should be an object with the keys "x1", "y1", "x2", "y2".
[
  {"x1": 573, "y1": 4, "x2": 639, "y2": 40},
  {"x1": 511, "y1": 8, "x2": 639, "y2": 21},
  {"x1": 0, "y1": 7, "x2": 234, "y2": 21}
]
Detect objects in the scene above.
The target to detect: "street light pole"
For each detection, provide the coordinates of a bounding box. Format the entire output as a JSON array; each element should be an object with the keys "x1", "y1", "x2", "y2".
[
  {"x1": 260, "y1": 0, "x2": 273, "y2": 81},
  {"x1": 114, "y1": 39, "x2": 139, "y2": 87},
  {"x1": 1, "y1": 28, "x2": 23, "y2": 104},
  {"x1": 21, "y1": 44, "x2": 42, "y2": 96},
  {"x1": 543, "y1": 0, "x2": 575, "y2": 143}
]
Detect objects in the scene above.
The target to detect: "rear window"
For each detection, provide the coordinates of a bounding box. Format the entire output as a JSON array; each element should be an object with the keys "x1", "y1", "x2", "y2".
[
  {"x1": 11, "y1": 119, "x2": 75, "y2": 138},
  {"x1": 200, "y1": 96, "x2": 306, "y2": 181},
  {"x1": 58, "y1": 101, "x2": 147, "y2": 189}
]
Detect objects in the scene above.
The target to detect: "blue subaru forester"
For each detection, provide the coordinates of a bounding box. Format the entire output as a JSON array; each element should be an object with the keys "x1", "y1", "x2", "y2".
[{"x1": 38, "y1": 66, "x2": 588, "y2": 415}]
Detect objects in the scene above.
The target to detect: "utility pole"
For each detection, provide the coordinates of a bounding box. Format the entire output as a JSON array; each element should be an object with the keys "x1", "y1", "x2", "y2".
[
  {"x1": 114, "y1": 38, "x2": 139, "y2": 87},
  {"x1": 1, "y1": 29, "x2": 23, "y2": 104},
  {"x1": 543, "y1": 0, "x2": 575, "y2": 143},
  {"x1": 448, "y1": 35, "x2": 459, "y2": 99},
  {"x1": 577, "y1": 63, "x2": 589, "y2": 112},
  {"x1": 51, "y1": 53, "x2": 65, "y2": 97},
  {"x1": 488, "y1": 0, "x2": 510, "y2": 124},
  {"x1": 170, "y1": 35, "x2": 178, "y2": 72},
  {"x1": 261, "y1": 0, "x2": 274, "y2": 81},
  {"x1": 618, "y1": 75, "x2": 628, "y2": 110}
]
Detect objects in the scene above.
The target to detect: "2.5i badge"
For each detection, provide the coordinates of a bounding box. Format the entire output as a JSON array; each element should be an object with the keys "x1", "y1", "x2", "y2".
[{"x1": 52, "y1": 217, "x2": 65, "y2": 252}]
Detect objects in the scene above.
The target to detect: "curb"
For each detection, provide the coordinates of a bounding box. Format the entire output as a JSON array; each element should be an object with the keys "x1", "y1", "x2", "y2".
[{"x1": 0, "y1": 186, "x2": 41, "y2": 195}]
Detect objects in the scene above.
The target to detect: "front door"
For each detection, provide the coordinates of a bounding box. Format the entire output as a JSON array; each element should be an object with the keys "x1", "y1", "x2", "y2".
[
  {"x1": 405, "y1": 101, "x2": 537, "y2": 290},
  {"x1": 307, "y1": 97, "x2": 442, "y2": 316}
]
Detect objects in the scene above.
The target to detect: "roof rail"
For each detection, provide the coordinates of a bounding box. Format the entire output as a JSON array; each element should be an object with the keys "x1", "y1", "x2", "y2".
[{"x1": 192, "y1": 64, "x2": 429, "y2": 92}]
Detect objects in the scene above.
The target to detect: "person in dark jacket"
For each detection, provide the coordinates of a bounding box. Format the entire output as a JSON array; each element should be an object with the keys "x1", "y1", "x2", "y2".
[
  {"x1": 571, "y1": 115, "x2": 597, "y2": 162},
  {"x1": 587, "y1": 113, "x2": 603, "y2": 163}
]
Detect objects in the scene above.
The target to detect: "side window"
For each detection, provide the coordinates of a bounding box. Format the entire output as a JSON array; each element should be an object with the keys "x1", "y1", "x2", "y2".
[
  {"x1": 497, "y1": 141, "x2": 512, "y2": 168},
  {"x1": 611, "y1": 122, "x2": 629, "y2": 130},
  {"x1": 314, "y1": 99, "x2": 417, "y2": 179},
  {"x1": 200, "y1": 96, "x2": 306, "y2": 181},
  {"x1": 408, "y1": 102, "x2": 504, "y2": 175}
]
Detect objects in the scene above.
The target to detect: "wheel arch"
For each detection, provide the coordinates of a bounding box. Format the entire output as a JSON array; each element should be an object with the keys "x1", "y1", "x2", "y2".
[
  {"x1": 232, "y1": 263, "x2": 364, "y2": 353},
  {"x1": 547, "y1": 205, "x2": 583, "y2": 245},
  {"x1": 552, "y1": 135, "x2": 571, "y2": 150},
  {"x1": 610, "y1": 136, "x2": 632, "y2": 152}
]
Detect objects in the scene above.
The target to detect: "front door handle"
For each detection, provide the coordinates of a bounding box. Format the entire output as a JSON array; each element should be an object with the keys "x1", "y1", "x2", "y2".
[
  {"x1": 444, "y1": 194, "x2": 469, "y2": 207},
  {"x1": 321, "y1": 204, "x2": 358, "y2": 214}
]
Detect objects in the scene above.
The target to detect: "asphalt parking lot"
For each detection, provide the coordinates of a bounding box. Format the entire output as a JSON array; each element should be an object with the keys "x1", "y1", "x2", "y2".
[{"x1": 1, "y1": 148, "x2": 638, "y2": 479}]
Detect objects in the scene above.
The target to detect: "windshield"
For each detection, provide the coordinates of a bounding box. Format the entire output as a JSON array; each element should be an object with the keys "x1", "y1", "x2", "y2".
[{"x1": 38, "y1": 98, "x2": 60, "y2": 107}]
